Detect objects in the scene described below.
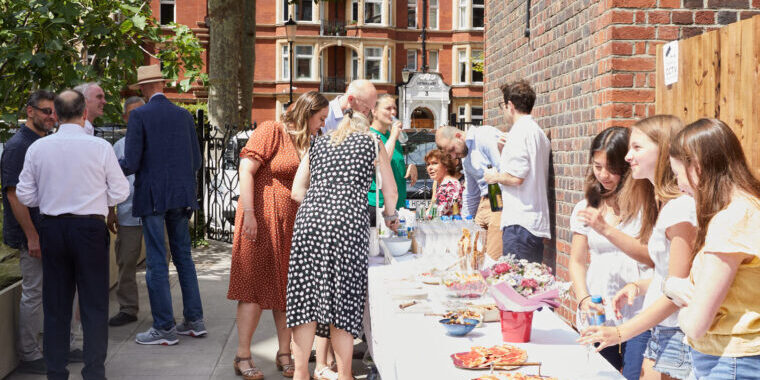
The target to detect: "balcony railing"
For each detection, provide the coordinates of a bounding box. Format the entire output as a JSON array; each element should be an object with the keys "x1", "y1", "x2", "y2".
[
  {"x1": 320, "y1": 76, "x2": 347, "y2": 93},
  {"x1": 320, "y1": 20, "x2": 347, "y2": 36}
]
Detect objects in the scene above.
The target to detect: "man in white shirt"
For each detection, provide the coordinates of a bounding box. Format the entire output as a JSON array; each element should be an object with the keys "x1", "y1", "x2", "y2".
[
  {"x1": 322, "y1": 79, "x2": 377, "y2": 134},
  {"x1": 484, "y1": 80, "x2": 551, "y2": 263},
  {"x1": 16, "y1": 89, "x2": 129, "y2": 380},
  {"x1": 73, "y1": 82, "x2": 106, "y2": 136},
  {"x1": 435, "y1": 124, "x2": 504, "y2": 259}
]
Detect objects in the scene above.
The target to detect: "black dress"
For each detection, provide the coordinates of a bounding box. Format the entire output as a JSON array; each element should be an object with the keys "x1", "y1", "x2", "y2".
[{"x1": 286, "y1": 132, "x2": 376, "y2": 338}]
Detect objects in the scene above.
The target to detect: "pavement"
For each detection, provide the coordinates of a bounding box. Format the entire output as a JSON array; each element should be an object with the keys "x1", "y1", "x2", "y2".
[{"x1": 5, "y1": 240, "x2": 371, "y2": 380}]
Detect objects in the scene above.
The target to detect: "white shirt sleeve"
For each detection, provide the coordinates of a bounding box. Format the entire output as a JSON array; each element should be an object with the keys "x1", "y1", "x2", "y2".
[
  {"x1": 461, "y1": 171, "x2": 481, "y2": 217},
  {"x1": 15, "y1": 147, "x2": 40, "y2": 208},
  {"x1": 660, "y1": 195, "x2": 697, "y2": 229},
  {"x1": 501, "y1": 130, "x2": 530, "y2": 179},
  {"x1": 570, "y1": 199, "x2": 590, "y2": 235},
  {"x1": 103, "y1": 144, "x2": 130, "y2": 206}
]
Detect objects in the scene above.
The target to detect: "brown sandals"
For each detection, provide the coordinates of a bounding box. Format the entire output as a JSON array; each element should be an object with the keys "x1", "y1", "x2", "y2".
[
  {"x1": 233, "y1": 356, "x2": 264, "y2": 380},
  {"x1": 276, "y1": 352, "x2": 295, "y2": 378}
]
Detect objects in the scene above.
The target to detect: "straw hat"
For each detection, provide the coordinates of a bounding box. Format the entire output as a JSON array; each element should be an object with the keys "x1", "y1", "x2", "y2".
[{"x1": 129, "y1": 64, "x2": 164, "y2": 90}]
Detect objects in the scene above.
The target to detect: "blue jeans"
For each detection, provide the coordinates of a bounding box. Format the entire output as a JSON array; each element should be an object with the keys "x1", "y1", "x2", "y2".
[
  {"x1": 623, "y1": 330, "x2": 651, "y2": 380},
  {"x1": 143, "y1": 208, "x2": 203, "y2": 330},
  {"x1": 644, "y1": 326, "x2": 693, "y2": 379},
  {"x1": 691, "y1": 349, "x2": 760, "y2": 380},
  {"x1": 502, "y1": 225, "x2": 544, "y2": 263}
]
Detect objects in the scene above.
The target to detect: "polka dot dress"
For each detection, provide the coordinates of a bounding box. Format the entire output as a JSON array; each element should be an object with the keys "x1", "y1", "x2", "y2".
[{"x1": 286, "y1": 132, "x2": 376, "y2": 338}]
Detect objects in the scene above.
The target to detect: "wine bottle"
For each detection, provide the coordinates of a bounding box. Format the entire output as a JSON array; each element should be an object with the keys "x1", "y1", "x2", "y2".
[{"x1": 487, "y1": 165, "x2": 503, "y2": 212}]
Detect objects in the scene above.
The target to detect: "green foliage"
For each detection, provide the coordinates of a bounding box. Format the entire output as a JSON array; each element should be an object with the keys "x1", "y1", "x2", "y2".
[
  {"x1": 177, "y1": 102, "x2": 209, "y2": 125},
  {"x1": 0, "y1": 0, "x2": 207, "y2": 127},
  {"x1": 471, "y1": 51, "x2": 484, "y2": 74}
]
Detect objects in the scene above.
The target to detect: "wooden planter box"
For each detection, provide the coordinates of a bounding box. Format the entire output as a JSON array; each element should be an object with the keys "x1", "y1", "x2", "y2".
[{"x1": 0, "y1": 280, "x2": 22, "y2": 378}]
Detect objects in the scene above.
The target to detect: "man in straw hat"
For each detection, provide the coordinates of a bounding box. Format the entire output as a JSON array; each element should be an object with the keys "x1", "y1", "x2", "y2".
[{"x1": 120, "y1": 64, "x2": 205, "y2": 345}]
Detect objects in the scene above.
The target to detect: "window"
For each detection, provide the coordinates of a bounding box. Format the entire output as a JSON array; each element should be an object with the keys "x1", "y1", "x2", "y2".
[
  {"x1": 294, "y1": 0, "x2": 312, "y2": 22},
  {"x1": 295, "y1": 45, "x2": 313, "y2": 79},
  {"x1": 429, "y1": 0, "x2": 439, "y2": 29},
  {"x1": 458, "y1": 50, "x2": 467, "y2": 83},
  {"x1": 428, "y1": 50, "x2": 438, "y2": 72},
  {"x1": 281, "y1": 45, "x2": 290, "y2": 80},
  {"x1": 406, "y1": 49, "x2": 417, "y2": 71},
  {"x1": 351, "y1": 0, "x2": 359, "y2": 23},
  {"x1": 471, "y1": 107, "x2": 483, "y2": 123},
  {"x1": 472, "y1": 50, "x2": 483, "y2": 83},
  {"x1": 160, "y1": 0, "x2": 175, "y2": 25},
  {"x1": 365, "y1": 47, "x2": 382, "y2": 80},
  {"x1": 387, "y1": 50, "x2": 393, "y2": 81},
  {"x1": 458, "y1": 0, "x2": 468, "y2": 29},
  {"x1": 365, "y1": 0, "x2": 383, "y2": 24},
  {"x1": 351, "y1": 50, "x2": 359, "y2": 80},
  {"x1": 407, "y1": 0, "x2": 417, "y2": 28},
  {"x1": 282, "y1": 0, "x2": 289, "y2": 22},
  {"x1": 473, "y1": 0, "x2": 485, "y2": 28},
  {"x1": 458, "y1": 106, "x2": 467, "y2": 122}
]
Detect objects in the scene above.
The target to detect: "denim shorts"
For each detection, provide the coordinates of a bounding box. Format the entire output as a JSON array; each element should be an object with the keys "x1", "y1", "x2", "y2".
[
  {"x1": 643, "y1": 326, "x2": 693, "y2": 379},
  {"x1": 691, "y1": 348, "x2": 760, "y2": 380}
]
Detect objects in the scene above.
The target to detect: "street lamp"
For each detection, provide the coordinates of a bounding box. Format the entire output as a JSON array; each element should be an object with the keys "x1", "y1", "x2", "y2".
[
  {"x1": 401, "y1": 67, "x2": 412, "y2": 83},
  {"x1": 285, "y1": 17, "x2": 298, "y2": 107}
]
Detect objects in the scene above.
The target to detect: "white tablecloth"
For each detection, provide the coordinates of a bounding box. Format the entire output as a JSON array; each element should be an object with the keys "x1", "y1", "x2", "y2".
[{"x1": 365, "y1": 259, "x2": 625, "y2": 380}]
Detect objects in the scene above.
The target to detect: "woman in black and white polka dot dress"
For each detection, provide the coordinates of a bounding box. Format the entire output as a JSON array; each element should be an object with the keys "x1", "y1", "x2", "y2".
[{"x1": 287, "y1": 110, "x2": 399, "y2": 380}]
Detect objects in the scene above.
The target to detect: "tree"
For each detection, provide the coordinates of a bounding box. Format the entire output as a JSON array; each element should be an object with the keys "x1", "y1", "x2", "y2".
[
  {"x1": 0, "y1": 0, "x2": 206, "y2": 126},
  {"x1": 207, "y1": 0, "x2": 255, "y2": 130}
]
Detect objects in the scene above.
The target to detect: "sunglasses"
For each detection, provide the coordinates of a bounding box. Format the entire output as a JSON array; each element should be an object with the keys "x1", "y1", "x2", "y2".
[{"x1": 30, "y1": 104, "x2": 54, "y2": 116}]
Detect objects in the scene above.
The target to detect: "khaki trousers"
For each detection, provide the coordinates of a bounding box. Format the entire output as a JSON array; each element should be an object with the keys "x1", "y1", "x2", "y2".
[
  {"x1": 114, "y1": 225, "x2": 143, "y2": 316},
  {"x1": 474, "y1": 197, "x2": 503, "y2": 260}
]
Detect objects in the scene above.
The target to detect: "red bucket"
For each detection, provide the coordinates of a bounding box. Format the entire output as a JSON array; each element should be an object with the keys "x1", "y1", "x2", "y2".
[{"x1": 499, "y1": 310, "x2": 534, "y2": 342}]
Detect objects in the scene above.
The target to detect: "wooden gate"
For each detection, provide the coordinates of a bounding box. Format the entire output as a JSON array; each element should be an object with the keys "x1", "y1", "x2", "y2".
[{"x1": 656, "y1": 15, "x2": 760, "y2": 175}]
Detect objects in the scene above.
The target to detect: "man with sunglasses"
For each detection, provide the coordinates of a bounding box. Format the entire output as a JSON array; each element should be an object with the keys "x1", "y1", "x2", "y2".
[{"x1": 1, "y1": 90, "x2": 56, "y2": 374}]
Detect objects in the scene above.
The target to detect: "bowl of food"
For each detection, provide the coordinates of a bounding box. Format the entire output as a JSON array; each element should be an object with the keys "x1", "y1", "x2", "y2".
[
  {"x1": 439, "y1": 317, "x2": 479, "y2": 336},
  {"x1": 444, "y1": 309, "x2": 484, "y2": 327},
  {"x1": 381, "y1": 236, "x2": 412, "y2": 257}
]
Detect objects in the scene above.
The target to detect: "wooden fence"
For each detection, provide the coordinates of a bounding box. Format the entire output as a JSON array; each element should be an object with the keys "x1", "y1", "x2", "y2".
[{"x1": 656, "y1": 15, "x2": 760, "y2": 175}]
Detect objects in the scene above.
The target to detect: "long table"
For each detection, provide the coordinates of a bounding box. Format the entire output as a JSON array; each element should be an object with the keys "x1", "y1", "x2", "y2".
[{"x1": 364, "y1": 257, "x2": 625, "y2": 380}]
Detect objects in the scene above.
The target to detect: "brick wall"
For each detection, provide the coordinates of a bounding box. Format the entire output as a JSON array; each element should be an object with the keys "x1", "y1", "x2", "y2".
[{"x1": 484, "y1": 0, "x2": 760, "y2": 325}]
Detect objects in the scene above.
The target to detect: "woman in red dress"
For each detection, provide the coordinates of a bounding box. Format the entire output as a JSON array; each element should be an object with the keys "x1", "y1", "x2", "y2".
[{"x1": 227, "y1": 91, "x2": 329, "y2": 379}]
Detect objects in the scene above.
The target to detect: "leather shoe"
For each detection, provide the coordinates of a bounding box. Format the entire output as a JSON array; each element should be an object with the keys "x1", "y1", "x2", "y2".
[
  {"x1": 109, "y1": 312, "x2": 138, "y2": 326},
  {"x1": 68, "y1": 348, "x2": 84, "y2": 363},
  {"x1": 17, "y1": 358, "x2": 46, "y2": 374}
]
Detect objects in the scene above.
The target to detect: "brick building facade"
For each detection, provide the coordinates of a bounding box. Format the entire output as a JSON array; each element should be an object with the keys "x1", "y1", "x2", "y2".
[
  {"x1": 151, "y1": 0, "x2": 484, "y2": 126},
  {"x1": 484, "y1": 0, "x2": 760, "y2": 323}
]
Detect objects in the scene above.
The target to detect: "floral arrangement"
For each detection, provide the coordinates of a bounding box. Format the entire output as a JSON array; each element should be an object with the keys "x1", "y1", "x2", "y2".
[{"x1": 481, "y1": 255, "x2": 571, "y2": 312}]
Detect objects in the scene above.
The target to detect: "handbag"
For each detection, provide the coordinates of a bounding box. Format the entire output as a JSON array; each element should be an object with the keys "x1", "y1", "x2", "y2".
[{"x1": 369, "y1": 134, "x2": 384, "y2": 257}]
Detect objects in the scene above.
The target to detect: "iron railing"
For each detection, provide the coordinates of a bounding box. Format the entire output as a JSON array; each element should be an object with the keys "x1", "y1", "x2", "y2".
[
  {"x1": 320, "y1": 76, "x2": 347, "y2": 93},
  {"x1": 320, "y1": 19, "x2": 347, "y2": 36}
]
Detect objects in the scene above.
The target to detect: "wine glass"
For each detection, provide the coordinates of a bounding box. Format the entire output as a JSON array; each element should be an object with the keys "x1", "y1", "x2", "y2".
[{"x1": 576, "y1": 310, "x2": 593, "y2": 363}]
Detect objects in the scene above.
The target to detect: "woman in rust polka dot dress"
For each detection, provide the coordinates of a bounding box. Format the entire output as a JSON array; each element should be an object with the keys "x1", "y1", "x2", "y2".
[{"x1": 227, "y1": 91, "x2": 329, "y2": 380}]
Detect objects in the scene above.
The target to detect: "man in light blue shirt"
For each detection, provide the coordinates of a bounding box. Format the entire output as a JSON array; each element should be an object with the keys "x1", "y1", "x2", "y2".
[
  {"x1": 322, "y1": 79, "x2": 377, "y2": 134},
  {"x1": 435, "y1": 124, "x2": 503, "y2": 259},
  {"x1": 107, "y1": 96, "x2": 145, "y2": 327}
]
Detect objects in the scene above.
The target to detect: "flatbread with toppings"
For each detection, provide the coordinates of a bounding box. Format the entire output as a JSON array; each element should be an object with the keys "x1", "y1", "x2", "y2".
[{"x1": 451, "y1": 344, "x2": 527, "y2": 369}]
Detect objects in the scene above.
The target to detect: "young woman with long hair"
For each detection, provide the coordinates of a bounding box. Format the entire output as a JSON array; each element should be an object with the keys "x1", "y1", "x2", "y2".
[
  {"x1": 568, "y1": 127, "x2": 653, "y2": 379},
  {"x1": 664, "y1": 118, "x2": 760, "y2": 379},
  {"x1": 578, "y1": 115, "x2": 697, "y2": 380},
  {"x1": 227, "y1": 91, "x2": 329, "y2": 379}
]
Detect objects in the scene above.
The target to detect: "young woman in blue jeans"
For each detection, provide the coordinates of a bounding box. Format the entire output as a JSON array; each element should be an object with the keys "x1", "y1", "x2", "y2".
[
  {"x1": 665, "y1": 119, "x2": 760, "y2": 380},
  {"x1": 569, "y1": 127, "x2": 654, "y2": 379},
  {"x1": 578, "y1": 115, "x2": 696, "y2": 380}
]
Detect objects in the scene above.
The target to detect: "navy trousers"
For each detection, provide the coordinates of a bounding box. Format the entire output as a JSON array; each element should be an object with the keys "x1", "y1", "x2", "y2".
[
  {"x1": 501, "y1": 224, "x2": 545, "y2": 263},
  {"x1": 39, "y1": 216, "x2": 109, "y2": 380}
]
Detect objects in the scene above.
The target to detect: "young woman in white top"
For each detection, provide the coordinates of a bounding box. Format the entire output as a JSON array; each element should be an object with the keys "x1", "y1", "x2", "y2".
[
  {"x1": 665, "y1": 119, "x2": 760, "y2": 379},
  {"x1": 569, "y1": 127, "x2": 653, "y2": 379},
  {"x1": 578, "y1": 115, "x2": 697, "y2": 380}
]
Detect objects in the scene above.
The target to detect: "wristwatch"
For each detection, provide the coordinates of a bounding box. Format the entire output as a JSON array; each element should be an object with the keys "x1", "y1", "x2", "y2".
[{"x1": 382, "y1": 210, "x2": 399, "y2": 222}]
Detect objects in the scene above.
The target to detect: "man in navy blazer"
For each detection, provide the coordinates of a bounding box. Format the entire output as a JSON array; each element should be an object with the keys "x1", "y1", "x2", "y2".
[{"x1": 121, "y1": 64, "x2": 206, "y2": 345}]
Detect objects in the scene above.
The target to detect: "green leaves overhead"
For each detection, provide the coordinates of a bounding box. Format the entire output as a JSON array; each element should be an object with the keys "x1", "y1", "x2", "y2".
[{"x1": 0, "y1": 0, "x2": 207, "y2": 126}]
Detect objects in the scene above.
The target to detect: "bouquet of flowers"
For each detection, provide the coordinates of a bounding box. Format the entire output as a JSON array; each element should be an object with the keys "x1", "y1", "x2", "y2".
[{"x1": 481, "y1": 255, "x2": 571, "y2": 312}]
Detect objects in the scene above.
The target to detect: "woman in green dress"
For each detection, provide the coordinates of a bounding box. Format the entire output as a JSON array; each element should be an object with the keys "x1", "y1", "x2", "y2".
[{"x1": 368, "y1": 94, "x2": 418, "y2": 225}]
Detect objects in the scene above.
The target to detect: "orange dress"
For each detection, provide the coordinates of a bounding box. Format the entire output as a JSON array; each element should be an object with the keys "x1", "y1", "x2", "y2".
[{"x1": 227, "y1": 121, "x2": 301, "y2": 310}]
